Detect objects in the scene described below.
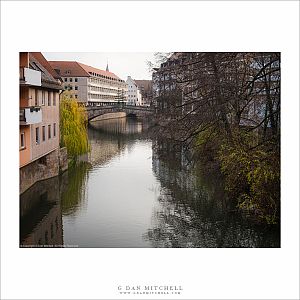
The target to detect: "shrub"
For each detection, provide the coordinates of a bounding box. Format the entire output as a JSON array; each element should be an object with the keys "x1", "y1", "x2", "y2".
[{"x1": 218, "y1": 135, "x2": 280, "y2": 224}]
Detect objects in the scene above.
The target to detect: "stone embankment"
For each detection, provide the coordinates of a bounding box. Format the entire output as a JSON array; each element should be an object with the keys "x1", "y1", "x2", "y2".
[{"x1": 20, "y1": 147, "x2": 68, "y2": 194}]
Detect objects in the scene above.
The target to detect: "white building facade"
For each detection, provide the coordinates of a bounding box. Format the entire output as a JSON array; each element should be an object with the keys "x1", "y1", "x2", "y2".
[
  {"x1": 126, "y1": 76, "x2": 142, "y2": 106},
  {"x1": 49, "y1": 61, "x2": 127, "y2": 105}
]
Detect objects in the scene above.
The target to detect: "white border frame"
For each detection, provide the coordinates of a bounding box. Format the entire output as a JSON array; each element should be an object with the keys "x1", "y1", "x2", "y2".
[{"x1": 1, "y1": 1, "x2": 299, "y2": 299}]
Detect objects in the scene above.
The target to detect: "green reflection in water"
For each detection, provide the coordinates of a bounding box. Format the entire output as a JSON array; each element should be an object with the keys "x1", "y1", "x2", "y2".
[
  {"x1": 144, "y1": 139, "x2": 280, "y2": 248},
  {"x1": 61, "y1": 161, "x2": 91, "y2": 216}
]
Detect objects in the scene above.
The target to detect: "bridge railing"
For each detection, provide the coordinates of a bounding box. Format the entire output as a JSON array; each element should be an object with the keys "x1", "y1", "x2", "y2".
[
  {"x1": 86, "y1": 101, "x2": 126, "y2": 107},
  {"x1": 86, "y1": 101, "x2": 154, "y2": 111}
]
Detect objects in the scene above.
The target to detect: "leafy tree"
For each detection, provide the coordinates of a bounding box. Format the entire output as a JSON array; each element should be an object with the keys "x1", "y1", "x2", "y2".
[
  {"x1": 218, "y1": 134, "x2": 280, "y2": 224},
  {"x1": 151, "y1": 52, "x2": 280, "y2": 224},
  {"x1": 60, "y1": 92, "x2": 90, "y2": 161}
]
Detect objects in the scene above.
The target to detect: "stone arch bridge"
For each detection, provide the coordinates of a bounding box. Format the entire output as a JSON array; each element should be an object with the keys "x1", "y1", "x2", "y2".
[{"x1": 86, "y1": 103, "x2": 154, "y2": 121}]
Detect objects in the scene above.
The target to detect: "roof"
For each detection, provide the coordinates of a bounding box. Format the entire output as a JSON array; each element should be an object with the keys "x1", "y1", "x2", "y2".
[
  {"x1": 29, "y1": 53, "x2": 62, "y2": 90},
  {"x1": 32, "y1": 53, "x2": 62, "y2": 80},
  {"x1": 134, "y1": 80, "x2": 152, "y2": 91},
  {"x1": 78, "y1": 62, "x2": 122, "y2": 81},
  {"x1": 49, "y1": 61, "x2": 123, "y2": 81}
]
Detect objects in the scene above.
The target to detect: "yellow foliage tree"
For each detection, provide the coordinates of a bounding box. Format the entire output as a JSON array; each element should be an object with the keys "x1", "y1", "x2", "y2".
[{"x1": 60, "y1": 92, "x2": 90, "y2": 160}]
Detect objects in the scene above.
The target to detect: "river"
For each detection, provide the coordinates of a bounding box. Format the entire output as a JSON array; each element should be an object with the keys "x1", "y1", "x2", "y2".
[{"x1": 20, "y1": 117, "x2": 280, "y2": 248}]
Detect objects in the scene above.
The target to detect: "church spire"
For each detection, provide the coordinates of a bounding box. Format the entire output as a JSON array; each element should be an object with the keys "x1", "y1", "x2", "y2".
[{"x1": 106, "y1": 61, "x2": 109, "y2": 72}]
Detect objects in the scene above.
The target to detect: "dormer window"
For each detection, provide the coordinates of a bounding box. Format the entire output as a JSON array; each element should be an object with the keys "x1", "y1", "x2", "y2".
[{"x1": 30, "y1": 62, "x2": 43, "y2": 72}]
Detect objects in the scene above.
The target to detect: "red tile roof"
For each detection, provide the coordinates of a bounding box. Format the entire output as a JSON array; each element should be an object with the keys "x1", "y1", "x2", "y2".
[
  {"x1": 29, "y1": 53, "x2": 62, "y2": 90},
  {"x1": 49, "y1": 61, "x2": 89, "y2": 77},
  {"x1": 49, "y1": 61, "x2": 122, "y2": 81},
  {"x1": 32, "y1": 53, "x2": 62, "y2": 80},
  {"x1": 78, "y1": 62, "x2": 121, "y2": 80}
]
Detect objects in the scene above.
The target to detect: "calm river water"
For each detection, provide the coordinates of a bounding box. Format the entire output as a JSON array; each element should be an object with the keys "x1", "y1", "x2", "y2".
[{"x1": 20, "y1": 117, "x2": 280, "y2": 248}]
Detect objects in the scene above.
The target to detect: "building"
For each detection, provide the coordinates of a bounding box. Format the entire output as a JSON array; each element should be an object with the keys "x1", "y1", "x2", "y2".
[
  {"x1": 126, "y1": 76, "x2": 142, "y2": 106},
  {"x1": 49, "y1": 61, "x2": 127, "y2": 105},
  {"x1": 134, "y1": 80, "x2": 153, "y2": 106},
  {"x1": 19, "y1": 52, "x2": 67, "y2": 194},
  {"x1": 152, "y1": 52, "x2": 280, "y2": 128},
  {"x1": 152, "y1": 53, "x2": 184, "y2": 113}
]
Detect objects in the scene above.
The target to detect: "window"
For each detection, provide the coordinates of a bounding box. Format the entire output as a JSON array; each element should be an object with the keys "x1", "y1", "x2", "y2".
[
  {"x1": 48, "y1": 92, "x2": 51, "y2": 106},
  {"x1": 30, "y1": 62, "x2": 43, "y2": 72},
  {"x1": 64, "y1": 86, "x2": 67, "y2": 90},
  {"x1": 35, "y1": 127, "x2": 40, "y2": 144},
  {"x1": 53, "y1": 93, "x2": 56, "y2": 106},
  {"x1": 42, "y1": 91, "x2": 45, "y2": 105},
  {"x1": 70, "y1": 78, "x2": 73, "y2": 82},
  {"x1": 42, "y1": 126, "x2": 45, "y2": 141},
  {"x1": 53, "y1": 123, "x2": 56, "y2": 137},
  {"x1": 48, "y1": 125, "x2": 51, "y2": 139},
  {"x1": 75, "y1": 86, "x2": 78, "y2": 90},
  {"x1": 35, "y1": 90, "x2": 38, "y2": 106},
  {"x1": 75, "y1": 95, "x2": 78, "y2": 99},
  {"x1": 69, "y1": 86, "x2": 73, "y2": 90},
  {"x1": 64, "y1": 78, "x2": 67, "y2": 82},
  {"x1": 75, "y1": 78, "x2": 78, "y2": 82},
  {"x1": 20, "y1": 132, "x2": 25, "y2": 149}
]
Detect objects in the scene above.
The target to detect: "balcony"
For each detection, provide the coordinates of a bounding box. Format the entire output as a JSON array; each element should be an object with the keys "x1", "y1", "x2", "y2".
[
  {"x1": 20, "y1": 67, "x2": 41, "y2": 86},
  {"x1": 20, "y1": 107, "x2": 42, "y2": 125}
]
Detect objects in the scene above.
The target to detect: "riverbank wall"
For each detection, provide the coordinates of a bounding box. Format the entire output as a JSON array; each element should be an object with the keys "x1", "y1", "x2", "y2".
[
  {"x1": 90, "y1": 112, "x2": 126, "y2": 122},
  {"x1": 20, "y1": 147, "x2": 68, "y2": 195}
]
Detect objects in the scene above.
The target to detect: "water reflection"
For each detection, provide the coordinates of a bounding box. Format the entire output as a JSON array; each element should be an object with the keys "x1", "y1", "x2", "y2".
[
  {"x1": 145, "y1": 138, "x2": 280, "y2": 248},
  {"x1": 20, "y1": 176, "x2": 64, "y2": 247},
  {"x1": 20, "y1": 117, "x2": 280, "y2": 248},
  {"x1": 62, "y1": 117, "x2": 155, "y2": 247},
  {"x1": 61, "y1": 162, "x2": 91, "y2": 216},
  {"x1": 90, "y1": 117, "x2": 143, "y2": 135},
  {"x1": 88, "y1": 118, "x2": 145, "y2": 167}
]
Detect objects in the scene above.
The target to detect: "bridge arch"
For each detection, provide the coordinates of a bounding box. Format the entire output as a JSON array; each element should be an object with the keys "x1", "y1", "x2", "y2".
[{"x1": 86, "y1": 104, "x2": 153, "y2": 122}]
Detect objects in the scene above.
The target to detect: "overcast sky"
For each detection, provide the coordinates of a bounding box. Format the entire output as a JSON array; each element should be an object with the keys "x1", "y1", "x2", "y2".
[{"x1": 43, "y1": 52, "x2": 156, "y2": 81}]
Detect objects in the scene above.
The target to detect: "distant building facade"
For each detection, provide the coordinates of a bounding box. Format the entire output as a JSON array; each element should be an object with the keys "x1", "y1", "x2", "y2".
[
  {"x1": 49, "y1": 61, "x2": 127, "y2": 105},
  {"x1": 152, "y1": 53, "x2": 183, "y2": 113},
  {"x1": 152, "y1": 52, "x2": 280, "y2": 127},
  {"x1": 126, "y1": 76, "x2": 142, "y2": 106},
  {"x1": 134, "y1": 80, "x2": 153, "y2": 106},
  {"x1": 19, "y1": 52, "x2": 67, "y2": 194}
]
